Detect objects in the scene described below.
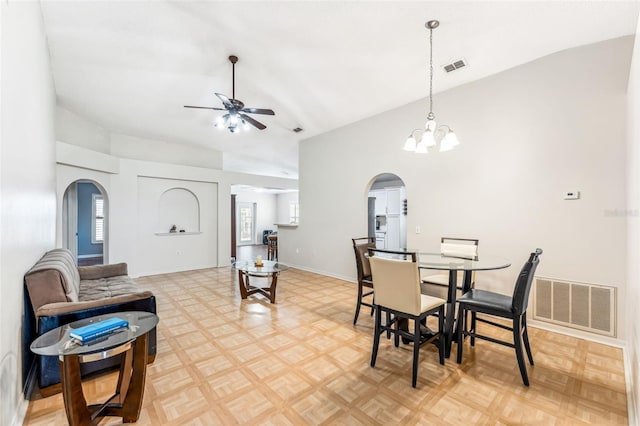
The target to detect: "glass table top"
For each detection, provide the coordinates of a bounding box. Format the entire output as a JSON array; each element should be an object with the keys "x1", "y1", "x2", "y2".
[
  {"x1": 30, "y1": 311, "x2": 159, "y2": 357},
  {"x1": 232, "y1": 260, "x2": 289, "y2": 274},
  {"x1": 369, "y1": 248, "x2": 511, "y2": 271},
  {"x1": 417, "y1": 252, "x2": 511, "y2": 271}
]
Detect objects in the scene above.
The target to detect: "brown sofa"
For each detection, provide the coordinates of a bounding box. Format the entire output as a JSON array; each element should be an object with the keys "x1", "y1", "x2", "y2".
[{"x1": 23, "y1": 248, "x2": 157, "y2": 395}]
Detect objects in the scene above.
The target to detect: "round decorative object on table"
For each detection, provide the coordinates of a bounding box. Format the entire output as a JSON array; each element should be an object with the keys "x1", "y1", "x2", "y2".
[{"x1": 30, "y1": 311, "x2": 159, "y2": 426}]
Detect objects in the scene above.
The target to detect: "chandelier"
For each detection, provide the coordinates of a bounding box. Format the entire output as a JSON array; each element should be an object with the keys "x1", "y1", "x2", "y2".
[{"x1": 403, "y1": 20, "x2": 460, "y2": 153}]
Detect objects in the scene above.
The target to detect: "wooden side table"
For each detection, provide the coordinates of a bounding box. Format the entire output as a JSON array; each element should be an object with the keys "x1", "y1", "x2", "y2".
[{"x1": 31, "y1": 311, "x2": 159, "y2": 426}]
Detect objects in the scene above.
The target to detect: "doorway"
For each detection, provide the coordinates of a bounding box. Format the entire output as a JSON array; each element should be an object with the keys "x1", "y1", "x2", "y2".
[
  {"x1": 62, "y1": 180, "x2": 108, "y2": 265},
  {"x1": 367, "y1": 173, "x2": 407, "y2": 249}
]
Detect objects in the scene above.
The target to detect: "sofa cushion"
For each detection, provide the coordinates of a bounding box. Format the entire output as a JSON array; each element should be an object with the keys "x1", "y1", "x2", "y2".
[
  {"x1": 79, "y1": 275, "x2": 141, "y2": 302},
  {"x1": 24, "y1": 269, "x2": 69, "y2": 312},
  {"x1": 79, "y1": 262, "x2": 128, "y2": 280},
  {"x1": 26, "y1": 248, "x2": 80, "y2": 302}
]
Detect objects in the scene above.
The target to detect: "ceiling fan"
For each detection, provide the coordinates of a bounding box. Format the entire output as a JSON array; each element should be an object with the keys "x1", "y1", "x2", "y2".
[{"x1": 184, "y1": 55, "x2": 275, "y2": 133}]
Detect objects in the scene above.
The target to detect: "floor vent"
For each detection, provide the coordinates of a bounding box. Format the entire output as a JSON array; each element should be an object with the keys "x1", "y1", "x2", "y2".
[{"x1": 532, "y1": 277, "x2": 616, "y2": 337}]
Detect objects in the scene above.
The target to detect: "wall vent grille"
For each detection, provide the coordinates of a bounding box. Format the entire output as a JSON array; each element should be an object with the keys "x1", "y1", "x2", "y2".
[{"x1": 532, "y1": 277, "x2": 616, "y2": 337}]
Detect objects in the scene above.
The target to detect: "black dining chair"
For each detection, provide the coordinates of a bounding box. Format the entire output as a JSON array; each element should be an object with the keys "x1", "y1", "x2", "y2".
[
  {"x1": 455, "y1": 248, "x2": 542, "y2": 386},
  {"x1": 368, "y1": 248, "x2": 445, "y2": 388},
  {"x1": 351, "y1": 237, "x2": 376, "y2": 325}
]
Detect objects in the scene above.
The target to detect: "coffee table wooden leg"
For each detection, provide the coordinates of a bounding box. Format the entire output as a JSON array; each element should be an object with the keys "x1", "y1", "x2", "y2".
[
  {"x1": 59, "y1": 355, "x2": 92, "y2": 426},
  {"x1": 121, "y1": 333, "x2": 149, "y2": 422},
  {"x1": 269, "y1": 273, "x2": 278, "y2": 303},
  {"x1": 238, "y1": 270, "x2": 249, "y2": 299}
]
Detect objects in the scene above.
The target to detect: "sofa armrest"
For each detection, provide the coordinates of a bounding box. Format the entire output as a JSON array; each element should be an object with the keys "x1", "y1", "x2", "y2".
[
  {"x1": 78, "y1": 263, "x2": 128, "y2": 280},
  {"x1": 36, "y1": 291, "x2": 153, "y2": 318}
]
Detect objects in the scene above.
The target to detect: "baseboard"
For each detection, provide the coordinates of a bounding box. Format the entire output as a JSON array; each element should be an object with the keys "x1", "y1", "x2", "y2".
[
  {"x1": 528, "y1": 319, "x2": 626, "y2": 348},
  {"x1": 624, "y1": 345, "x2": 638, "y2": 426},
  {"x1": 12, "y1": 397, "x2": 29, "y2": 426},
  {"x1": 276, "y1": 261, "x2": 354, "y2": 284},
  {"x1": 22, "y1": 360, "x2": 36, "y2": 399}
]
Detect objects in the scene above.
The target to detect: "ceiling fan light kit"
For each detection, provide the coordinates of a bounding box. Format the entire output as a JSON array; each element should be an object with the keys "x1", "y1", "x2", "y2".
[
  {"x1": 403, "y1": 19, "x2": 460, "y2": 154},
  {"x1": 184, "y1": 55, "x2": 275, "y2": 133}
]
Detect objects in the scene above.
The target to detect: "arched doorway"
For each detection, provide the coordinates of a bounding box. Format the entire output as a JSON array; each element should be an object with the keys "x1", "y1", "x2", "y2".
[
  {"x1": 367, "y1": 173, "x2": 407, "y2": 249},
  {"x1": 62, "y1": 180, "x2": 109, "y2": 266}
]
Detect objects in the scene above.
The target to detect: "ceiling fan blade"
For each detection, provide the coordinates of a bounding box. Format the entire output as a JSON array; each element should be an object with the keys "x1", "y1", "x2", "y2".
[
  {"x1": 240, "y1": 113, "x2": 267, "y2": 130},
  {"x1": 215, "y1": 92, "x2": 234, "y2": 109},
  {"x1": 241, "y1": 107, "x2": 275, "y2": 116},
  {"x1": 184, "y1": 105, "x2": 226, "y2": 111}
]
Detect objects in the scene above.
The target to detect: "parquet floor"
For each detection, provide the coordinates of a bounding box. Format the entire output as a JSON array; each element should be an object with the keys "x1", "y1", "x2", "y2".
[{"x1": 24, "y1": 267, "x2": 628, "y2": 425}]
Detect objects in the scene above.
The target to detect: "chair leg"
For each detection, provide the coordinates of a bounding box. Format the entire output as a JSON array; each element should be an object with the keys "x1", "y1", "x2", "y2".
[
  {"x1": 456, "y1": 305, "x2": 465, "y2": 364},
  {"x1": 386, "y1": 312, "x2": 391, "y2": 339},
  {"x1": 522, "y1": 314, "x2": 534, "y2": 365},
  {"x1": 513, "y1": 317, "x2": 530, "y2": 386},
  {"x1": 438, "y1": 306, "x2": 445, "y2": 365},
  {"x1": 371, "y1": 307, "x2": 382, "y2": 367},
  {"x1": 470, "y1": 311, "x2": 477, "y2": 346},
  {"x1": 412, "y1": 317, "x2": 421, "y2": 388},
  {"x1": 394, "y1": 316, "x2": 402, "y2": 348},
  {"x1": 353, "y1": 284, "x2": 363, "y2": 325}
]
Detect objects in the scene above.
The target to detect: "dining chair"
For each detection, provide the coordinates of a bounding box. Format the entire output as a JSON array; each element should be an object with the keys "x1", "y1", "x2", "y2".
[
  {"x1": 455, "y1": 248, "x2": 542, "y2": 386},
  {"x1": 351, "y1": 237, "x2": 376, "y2": 325},
  {"x1": 267, "y1": 234, "x2": 278, "y2": 260},
  {"x1": 368, "y1": 248, "x2": 445, "y2": 388},
  {"x1": 421, "y1": 237, "x2": 479, "y2": 299}
]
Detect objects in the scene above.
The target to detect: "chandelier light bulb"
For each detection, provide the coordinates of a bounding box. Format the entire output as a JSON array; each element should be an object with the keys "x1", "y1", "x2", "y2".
[
  {"x1": 403, "y1": 136, "x2": 417, "y2": 151},
  {"x1": 421, "y1": 129, "x2": 437, "y2": 148},
  {"x1": 445, "y1": 130, "x2": 459, "y2": 147},
  {"x1": 415, "y1": 139, "x2": 429, "y2": 154}
]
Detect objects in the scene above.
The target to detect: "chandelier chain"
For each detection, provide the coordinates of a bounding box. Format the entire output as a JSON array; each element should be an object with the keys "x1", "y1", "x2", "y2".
[{"x1": 429, "y1": 26, "x2": 433, "y2": 115}]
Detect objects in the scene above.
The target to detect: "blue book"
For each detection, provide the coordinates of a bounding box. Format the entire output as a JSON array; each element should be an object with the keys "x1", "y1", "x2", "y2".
[{"x1": 69, "y1": 317, "x2": 129, "y2": 342}]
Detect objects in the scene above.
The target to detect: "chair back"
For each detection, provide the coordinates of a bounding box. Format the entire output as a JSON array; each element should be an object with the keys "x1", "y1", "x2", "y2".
[
  {"x1": 368, "y1": 249, "x2": 421, "y2": 315},
  {"x1": 511, "y1": 248, "x2": 543, "y2": 315},
  {"x1": 352, "y1": 237, "x2": 375, "y2": 282},
  {"x1": 441, "y1": 237, "x2": 479, "y2": 259}
]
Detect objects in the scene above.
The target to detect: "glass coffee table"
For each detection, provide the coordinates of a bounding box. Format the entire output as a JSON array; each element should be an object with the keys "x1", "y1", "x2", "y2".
[
  {"x1": 233, "y1": 260, "x2": 289, "y2": 303},
  {"x1": 30, "y1": 311, "x2": 159, "y2": 426}
]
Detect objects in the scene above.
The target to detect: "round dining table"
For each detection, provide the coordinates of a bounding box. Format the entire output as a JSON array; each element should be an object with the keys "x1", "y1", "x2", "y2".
[{"x1": 372, "y1": 248, "x2": 511, "y2": 357}]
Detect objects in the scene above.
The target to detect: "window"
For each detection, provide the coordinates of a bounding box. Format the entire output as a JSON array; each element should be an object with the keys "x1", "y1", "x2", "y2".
[
  {"x1": 92, "y1": 194, "x2": 104, "y2": 244},
  {"x1": 289, "y1": 202, "x2": 299, "y2": 224},
  {"x1": 239, "y1": 204, "x2": 254, "y2": 242}
]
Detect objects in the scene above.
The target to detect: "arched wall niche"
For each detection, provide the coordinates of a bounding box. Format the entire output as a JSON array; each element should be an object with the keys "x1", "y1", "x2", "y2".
[{"x1": 158, "y1": 187, "x2": 200, "y2": 233}]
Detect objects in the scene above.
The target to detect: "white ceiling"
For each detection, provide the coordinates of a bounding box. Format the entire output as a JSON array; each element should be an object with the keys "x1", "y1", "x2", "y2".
[{"x1": 40, "y1": 1, "x2": 640, "y2": 178}]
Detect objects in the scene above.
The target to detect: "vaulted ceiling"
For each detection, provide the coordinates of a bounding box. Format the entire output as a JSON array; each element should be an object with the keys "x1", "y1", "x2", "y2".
[{"x1": 41, "y1": 1, "x2": 639, "y2": 178}]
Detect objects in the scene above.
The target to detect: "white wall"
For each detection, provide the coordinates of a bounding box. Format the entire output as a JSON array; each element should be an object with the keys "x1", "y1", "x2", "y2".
[
  {"x1": 280, "y1": 37, "x2": 631, "y2": 343},
  {"x1": 110, "y1": 133, "x2": 223, "y2": 170},
  {"x1": 136, "y1": 177, "x2": 217, "y2": 276},
  {"x1": 276, "y1": 191, "x2": 299, "y2": 224},
  {"x1": 1, "y1": 2, "x2": 57, "y2": 425},
  {"x1": 56, "y1": 143, "x2": 297, "y2": 275},
  {"x1": 56, "y1": 106, "x2": 110, "y2": 153},
  {"x1": 233, "y1": 189, "x2": 277, "y2": 243},
  {"x1": 626, "y1": 15, "x2": 640, "y2": 425}
]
